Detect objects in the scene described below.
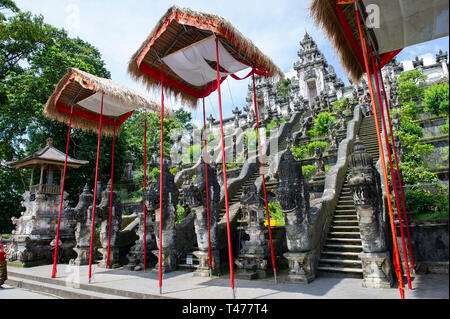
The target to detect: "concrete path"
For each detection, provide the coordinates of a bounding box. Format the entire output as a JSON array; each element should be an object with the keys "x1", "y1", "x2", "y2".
[
  {"x1": 0, "y1": 285, "x2": 59, "y2": 299},
  {"x1": 4, "y1": 264, "x2": 449, "y2": 299}
]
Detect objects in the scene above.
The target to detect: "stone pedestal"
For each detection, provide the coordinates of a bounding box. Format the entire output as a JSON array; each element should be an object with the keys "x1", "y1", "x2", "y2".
[
  {"x1": 283, "y1": 251, "x2": 316, "y2": 283},
  {"x1": 360, "y1": 251, "x2": 393, "y2": 288},
  {"x1": 193, "y1": 250, "x2": 220, "y2": 277},
  {"x1": 73, "y1": 246, "x2": 90, "y2": 266},
  {"x1": 97, "y1": 248, "x2": 120, "y2": 268},
  {"x1": 235, "y1": 254, "x2": 269, "y2": 279},
  {"x1": 152, "y1": 249, "x2": 177, "y2": 273}
]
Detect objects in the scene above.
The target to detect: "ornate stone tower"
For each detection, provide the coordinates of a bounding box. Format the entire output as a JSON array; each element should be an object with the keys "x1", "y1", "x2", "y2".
[{"x1": 293, "y1": 33, "x2": 345, "y2": 107}]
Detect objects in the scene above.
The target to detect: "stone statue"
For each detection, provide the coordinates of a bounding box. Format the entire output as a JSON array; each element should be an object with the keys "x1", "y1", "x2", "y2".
[
  {"x1": 152, "y1": 162, "x2": 179, "y2": 273},
  {"x1": 97, "y1": 179, "x2": 122, "y2": 268},
  {"x1": 276, "y1": 148, "x2": 316, "y2": 283},
  {"x1": 347, "y1": 138, "x2": 393, "y2": 288},
  {"x1": 336, "y1": 109, "x2": 346, "y2": 134},
  {"x1": 235, "y1": 184, "x2": 270, "y2": 279},
  {"x1": 328, "y1": 123, "x2": 338, "y2": 152},
  {"x1": 182, "y1": 159, "x2": 220, "y2": 276},
  {"x1": 232, "y1": 107, "x2": 242, "y2": 128},
  {"x1": 73, "y1": 184, "x2": 95, "y2": 265},
  {"x1": 313, "y1": 147, "x2": 325, "y2": 177}
]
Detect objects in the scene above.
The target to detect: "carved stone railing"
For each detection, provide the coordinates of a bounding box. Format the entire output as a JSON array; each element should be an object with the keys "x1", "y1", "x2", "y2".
[{"x1": 30, "y1": 184, "x2": 61, "y2": 195}]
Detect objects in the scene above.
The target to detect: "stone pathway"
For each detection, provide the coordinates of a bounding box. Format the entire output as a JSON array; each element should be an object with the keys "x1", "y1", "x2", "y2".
[{"x1": 4, "y1": 264, "x2": 448, "y2": 299}]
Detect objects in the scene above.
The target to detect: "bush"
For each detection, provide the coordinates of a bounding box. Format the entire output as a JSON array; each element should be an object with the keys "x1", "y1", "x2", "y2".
[
  {"x1": 267, "y1": 202, "x2": 285, "y2": 226},
  {"x1": 440, "y1": 117, "x2": 449, "y2": 135},
  {"x1": 423, "y1": 82, "x2": 449, "y2": 116},
  {"x1": 399, "y1": 162, "x2": 438, "y2": 185},
  {"x1": 399, "y1": 101, "x2": 419, "y2": 121},
  {"x1": 301, "y1": 164, "x2": 315, "y2": 181},
  {"x1": 405, "y1": 185, "x2": 449, "y2": 219},
  {"x1": 306, "y1": 140, "x2": 328, "y2": 155},
  {"x1": 291, "y1": 144, "x2": 308, "y2": 161},
  {"x1": 313, "y1": 112, "x2": 336, "y2": 136}
]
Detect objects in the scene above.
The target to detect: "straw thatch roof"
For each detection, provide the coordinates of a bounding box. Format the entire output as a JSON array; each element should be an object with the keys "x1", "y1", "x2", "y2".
[
  {"x1": 309, "y1": 0, "x2": 378, "y2": 83},
  {"x1": 128, "y1": 5, "x2": 285, "y2": 109},
  {"x1": 44, "y1": 68, "x2": 170, "y2": 136}
]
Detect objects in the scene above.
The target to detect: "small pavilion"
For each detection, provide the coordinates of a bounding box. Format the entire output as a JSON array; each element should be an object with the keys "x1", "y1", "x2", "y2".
[{"x1": 7, "y1": 138, "x2": 88, "y2": 196}]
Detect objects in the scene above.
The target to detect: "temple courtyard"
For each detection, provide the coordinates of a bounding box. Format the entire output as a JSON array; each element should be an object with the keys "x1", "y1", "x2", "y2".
[{"x1": 2, "y1": 264, "x2": 448, "y2": 299}]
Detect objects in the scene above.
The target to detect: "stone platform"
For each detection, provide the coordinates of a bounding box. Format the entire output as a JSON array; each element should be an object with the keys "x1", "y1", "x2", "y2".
[{"x1": 3, "y1": 264, "x2": 448, "y2": 299}]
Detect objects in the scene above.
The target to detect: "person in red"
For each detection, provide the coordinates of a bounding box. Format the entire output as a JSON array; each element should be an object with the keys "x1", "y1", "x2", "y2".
[{"x1": 0, "y1": 244, "x2": 7, "y2": 288}]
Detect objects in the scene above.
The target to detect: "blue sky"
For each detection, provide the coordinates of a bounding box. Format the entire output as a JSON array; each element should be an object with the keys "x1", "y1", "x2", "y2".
[{"x1": 13, "y1": 0, "x2": 449, "y2": 128}]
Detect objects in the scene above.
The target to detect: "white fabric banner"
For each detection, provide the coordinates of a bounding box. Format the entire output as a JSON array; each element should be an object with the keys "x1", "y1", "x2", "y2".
[
  {"x1": 162, "y1": 36, "x2": 249, "y2": 86},
  {"x1": 77, "y1": 92, "x2": 135, "y2": 116}
]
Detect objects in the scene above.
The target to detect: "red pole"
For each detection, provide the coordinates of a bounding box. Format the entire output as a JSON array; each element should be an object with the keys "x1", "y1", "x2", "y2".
[
  {"x1": 143, "y1": 112, "x2": 148, "y2": 271},
  {"x1": 251, "y1": 72, "x2": 278, "y2": 283},
  {"x1": 354, "y1": 5, "x2": 404, "y2": 299},
  {"x1": 378, "y1": 67, "x2": 416, "y2": 273},
  {"x1": 215, "y1": 37, "x2": 235, "y2": 298},
  {"x1": 51, "y1": 105, "x2": 73, "y2": 278},
  {"x1": 159, "y1": 63, "x2": 164, "y2": 294},
  {"x1": 106, "y1": 125, "x2": 116, "y2": 268},
  {"x1": 202, "y1": 98, "x2": 213, "y2": 276},
  {"x1": 370, "y1": 50, "x2": 412, "y2": 290},
  {"x1": 88, "y1": 94, "x2": 104, "y2": 284}
]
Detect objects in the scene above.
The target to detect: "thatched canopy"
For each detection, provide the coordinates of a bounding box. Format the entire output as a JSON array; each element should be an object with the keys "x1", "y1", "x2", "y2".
[
  {"x1": 128, "y1": 5, "x2": 284, "y2": 109},
  {"x1": 44, "y1": 67, "x2": 170, "y2": 136},
  {"x1": 310, "y1": 0, "x2": 377, "y2": 83},
  {"x1": 310, "y1": 0, "x2": 449, "y2": 83}
]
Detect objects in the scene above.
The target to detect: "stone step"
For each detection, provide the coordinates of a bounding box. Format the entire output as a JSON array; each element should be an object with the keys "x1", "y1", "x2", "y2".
[
  {"x1": 324, "y1": 243, "x2": 363, "y2": 250},
  {"x1": 334, "y1": 209, "x2": 356, "y2": 215},
  {"x1": 332, "y1": 220, "x2": 359, "y2": 226},
  {"x1": 326, "y1": 237, "x2": 362, "y2": 244},
  {"x1": 6, "y1": 275, "x2": 130, "y2": 299},
  {"x1": 333, "y1": 215, "x2": 358, "y2": 220},
  {"x1": 321, "y1": 250, "x2": 361, "y2": 257},
  {"x1": 317, "y1": 266, "x2": 363, "y2": 274},
  {"x1": 328, "y1": 231, "x2": 360, "y2": 236},
  {"x1": 335, "y1": 205, "x2": 356, "y2": 210},
  {"x1": 330, "y1": 225, "x2": 360, "y2": 231},
  {"x1": 319, "y1": 258, "x2": 362, "y2": 266}
]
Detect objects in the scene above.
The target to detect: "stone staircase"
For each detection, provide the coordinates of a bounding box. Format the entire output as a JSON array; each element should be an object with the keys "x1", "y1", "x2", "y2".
[
  {"x1": 318, "y1": 175, "x2": 363, "y2": 277},
  {"x1": 318, "y1": 109, "x2": 382, "y2": 277}
]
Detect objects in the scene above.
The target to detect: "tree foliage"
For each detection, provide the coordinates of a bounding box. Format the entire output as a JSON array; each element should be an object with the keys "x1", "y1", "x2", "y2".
[
  {"x1": 422, "y1": 82, "x2": 449, "y2": 116},
  {"x1": 397, "y1": 70, "x2": 427, "y2": 103}
]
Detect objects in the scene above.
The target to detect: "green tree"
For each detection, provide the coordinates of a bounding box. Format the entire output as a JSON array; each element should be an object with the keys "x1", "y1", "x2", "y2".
[
  {"x1": 276, "y1": 78, "x2": 291, "y2": 102},
  {"x1": 422, "y1": 82, "x2": 449, "y2": 116},
  {"x1": 397, "y1": 70, "x2": 427, "y2": 103}
]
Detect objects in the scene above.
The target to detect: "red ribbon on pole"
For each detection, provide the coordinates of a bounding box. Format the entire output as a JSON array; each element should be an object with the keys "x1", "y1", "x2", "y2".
[
  {"x1": 159, "y1": 63, "x2": 164, "y2": 294},
  {"x1": 370, "y1": 48, "x2": 413, "y2": 290},
  {"x1": 51, "y1": 105, "x2": 73, "y2": 278},
  {"x1": 251, "y1": 72, "x2": 278, "y2": 282},
  {"x1": 202, "y1": 98, "x2": 213, "y2": 275},
  {"x1": 143, "y1": 112, "x2": 148, "y2": 271},
  {"x1": 354, "y1": 5, "x2": 405, "y2": 299},
  {"x1": 106, "y1": 125, "x2": 116, "y2": 268},
  {"x1": 377, "y1": 67, "x2": 416, "y2": 273},
  {"x1": 88, "y1": 94, "x2": 104, "y2": 284},
  {"x1": 215, "y1": 37, "x2": 235, "y2": 298}
]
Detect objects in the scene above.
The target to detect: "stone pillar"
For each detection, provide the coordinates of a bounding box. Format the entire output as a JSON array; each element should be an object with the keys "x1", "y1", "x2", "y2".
[
  {"x1": 235, "y1": 184, "x2": 270, "y2": 279},
  {"x1": 183, "y1": 159, "x2": 221, "y2": 277},
  {"x1": 276, "y1": 148, "x2": 316, "y2": 283},
  {"x1": 347, "y1": 138, "x2": 393, "y2": 288}
]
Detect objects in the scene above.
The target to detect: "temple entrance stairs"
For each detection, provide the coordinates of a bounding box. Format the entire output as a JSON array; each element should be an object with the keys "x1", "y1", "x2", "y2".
[{"x1": 318, "y1": 109, "x2": 382, "y2": 278}]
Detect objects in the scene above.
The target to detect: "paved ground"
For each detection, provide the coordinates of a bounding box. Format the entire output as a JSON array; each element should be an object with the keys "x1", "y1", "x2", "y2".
[
  {"x1": 0, "y1": 285, "x2": 59, "y2": 299},
  {"x1": 3, "y1": 264, "x2": 448, "y2": 299}
]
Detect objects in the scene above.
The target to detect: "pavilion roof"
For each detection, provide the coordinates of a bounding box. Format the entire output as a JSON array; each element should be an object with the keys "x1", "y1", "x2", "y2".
[{"x1": 7, "y1": 139, "x2": 89, "y2": 170}]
